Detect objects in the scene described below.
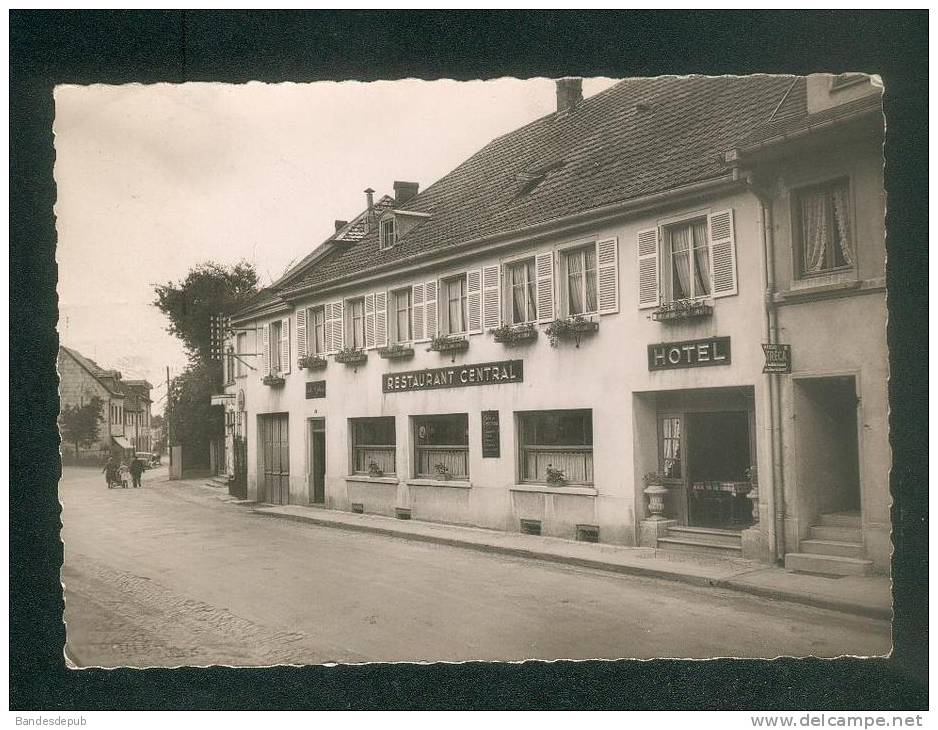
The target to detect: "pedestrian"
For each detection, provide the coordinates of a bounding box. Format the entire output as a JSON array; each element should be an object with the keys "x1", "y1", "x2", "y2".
[
  {"x1": 102, "y1": 454, "x2": 118, "y2": 488},
  {"x1": 129, "y1": 456, "x2": 145, "y2": 489}
]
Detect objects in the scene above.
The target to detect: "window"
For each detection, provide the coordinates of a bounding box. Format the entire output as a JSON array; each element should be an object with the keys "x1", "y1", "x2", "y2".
[
  {"x1": 505, "y1": 258, "x2": 537, "y2": 324},
  {"x1": 414, "y1": 414, "x2": 469, "y2": 479},
  {"x1": 794, "y1": 179, "x2": 854, "y2": 277},
  {"x1": 380, "y1": 217, "x2": 396, "y2": 249},
  {"x1": 269, "y1": 320, "x2": 282, "y2": 372},
  {"x1": 659, "y1": 416, "x2": 682, "y2": 479},
  {"x1": 391, "y1": 288, "x2": 412, "y2": 343},
  {"x1": 306, "y1": 306, "x2": 325, "y2": 355},
  {"x1": 351, "y1": 417, "x2": 396, "y2": 475},
  {"x1": 440, "y1": 274, "x2": 467, "y2": 335},
  {"x1": 519, "y1": 410, "x2": 593, "y2": 484},
  {"x1": 562, "y1": 246, "x2": 598, "y2": 315},
  {"x1": 666, "y1": 218, "x2": 710, "y2": 301},
  {"x1": 235, "y1": 332, "x2": 247, "y2": 377},
  {"x1": 346, "y1": 298, "x2": 365, "y2": 350}
]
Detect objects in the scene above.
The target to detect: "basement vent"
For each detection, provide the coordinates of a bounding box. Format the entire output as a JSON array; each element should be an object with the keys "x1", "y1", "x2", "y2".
[
  {"x1": 351, "y1": 503, "x2": 364, "y2": 514},
  {"x1": 576, "y1": 524, "x2": 600, "y2": 543},
  {"x1": 520, "y1": 519, "x2": 542, "y2": 536},
  {"x1": 395, "y1": 507, "x2": 412, "y2": 521}
]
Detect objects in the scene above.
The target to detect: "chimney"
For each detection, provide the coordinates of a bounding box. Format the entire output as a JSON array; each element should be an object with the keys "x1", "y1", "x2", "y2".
[
  {"x1": 364, "y1": 187, "x2": 375, "y2": 232},
  {"x1": 334, "y1": 219, "x2": 348, "y2": 233},
  {"x1": 556, "y1": 78, "x2": 583, "y2": 113},
  {"x1": 393, "y1": 180, "x2": 419, "y2": 205}
]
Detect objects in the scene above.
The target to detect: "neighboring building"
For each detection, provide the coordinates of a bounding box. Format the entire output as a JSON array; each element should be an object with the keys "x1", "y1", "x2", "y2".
[
  {"x1": 122, "y1": 380, "x2": 154, "y2": 453},
  {"x1": 225, "y1": 75, "x2": 887, "y2": 575}
]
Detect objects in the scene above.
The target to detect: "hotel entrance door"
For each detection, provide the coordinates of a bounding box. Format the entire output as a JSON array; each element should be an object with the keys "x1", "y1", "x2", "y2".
[{"x1": 685, "y1": 411, "x2": 753, "y2": 529}]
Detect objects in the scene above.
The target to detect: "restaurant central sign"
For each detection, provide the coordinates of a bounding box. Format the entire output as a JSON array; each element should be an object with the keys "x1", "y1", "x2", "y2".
[
  {"x1": 383, "y1": 360, "x2": 523, "y2": 393},
  {"x1": 648, "y1": 337, "x2": 732, "y2": 371}
]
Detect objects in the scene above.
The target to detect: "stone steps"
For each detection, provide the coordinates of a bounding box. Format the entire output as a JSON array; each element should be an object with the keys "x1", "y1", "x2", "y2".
[
  {"x1": 657, "y1": 525, "x2": 743, "y2": 557},
  {"x1": 809, "y1": 524, "x2": 862, "y2": 542},
  {"x1": 785, "y1": 552, "x2": 873, "y2": 576},
  {"x1": 799, "y1": 538, "x2": 865, "y2": 559},
  {"x1": 818, "y1": 511, "x2": 861, "y2": 528}
]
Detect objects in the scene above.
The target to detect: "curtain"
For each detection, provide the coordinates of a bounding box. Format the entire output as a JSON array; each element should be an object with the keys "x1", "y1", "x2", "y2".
[
  {"x1": 800, "y1": 190, "x2": 829, "y2": 274},
  {"x1": 567, "y1": 251, "x2": 584, "y2": 314},
  {"x1": 671, "y1": 225, "x2": 692, "y2": 299},
  {"x1": 525, "y1": 259, "x2": 537, "y2": 320},
  {"x1": 585, "y1": 247, "x2": 598, "y2": 312},
  {"x1": 692, "y1": 219, "x2": 711, "y2": 296},
  {"x1": 511, "y1": 263, "x2": 527, "y2": 323},
  {"x1": 831, "y1": 183, "x2": 854, "y2": 266}
]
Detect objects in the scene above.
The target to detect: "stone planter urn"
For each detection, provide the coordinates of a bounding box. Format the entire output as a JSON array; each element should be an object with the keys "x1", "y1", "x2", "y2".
[{"x1": 643, "y1": 484, "x2": 669, "y2": 520}]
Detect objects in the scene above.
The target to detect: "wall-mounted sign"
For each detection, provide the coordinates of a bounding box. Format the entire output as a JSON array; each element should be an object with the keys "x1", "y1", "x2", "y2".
[
  {"x1": 481, "y1": 410, "x2": 500, "y2": 458},
  {"x1": 237, "y1": 389, "x2": 245, "y2": 411},
  {"x1": 762, "y1": 343, "x2": 792, "y2": 374},
  {"x1": 383, "y1": 360, "x2": 523, "y2": 394},
  {"x1": 648, "y1": 337, "x2": 732, "y2": 371},
  {"x1": 305, "y1": 380, "x2": 327, "y2": 399}
]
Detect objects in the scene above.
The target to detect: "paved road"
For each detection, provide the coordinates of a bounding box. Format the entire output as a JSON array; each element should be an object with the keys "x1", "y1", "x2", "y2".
[{"x1": 60, "y1": 467, "x2": 890, "y2": 666}]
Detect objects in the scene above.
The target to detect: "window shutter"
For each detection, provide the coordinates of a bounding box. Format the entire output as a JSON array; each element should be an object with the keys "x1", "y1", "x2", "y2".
[
  {"x1": 411, "y1": 283, "x2": 426, "y2": 342},
  {"x1": 374, "y1": 291, "x2": 388, "y2": 347},
  {"x1": 482, "y1": 264, "x2": 501, "y2": 330},
  {"x1": 364, "y1": 293, "x2": 377, "y2": 349},
  {"x1": 323, "y1": 304, "x2": 334, "y2": 354},
  {"x1": 535, "y1": 251, "x2": 555, "y2": 323},
  {"x1": 280, "y1": 317, "x2": 291, "y2": 374},
  {"x1": 296, "y1": 307, "x2": 307, "y2": 361},
  {"x1": 637, "y1": 228, "x2": 660, "y2": 309},
  {"x1": 424, "y1": 280, "x2": 438, "y2": 340},
  {"x1": 596, "y1": 237, "x2": 620, "y2": 315},
  {"x1": 332, "y1": 300, "x2": 344, "y2": 351},
  {"x1": 466, "y1": 269, "x2": 483, "y2": 334},
  {"x1": 708, "y1": 209, "x2": 738, "y2": 298},
  {"x1": 261, "y1": 323, "x2": 270, "y2": 375}
]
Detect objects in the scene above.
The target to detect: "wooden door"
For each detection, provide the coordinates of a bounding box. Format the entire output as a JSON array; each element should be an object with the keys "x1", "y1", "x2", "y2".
[
  {"x1": 262, "y1": 414, "x2": 290, "y2": 505},
  {"x1": 309, "y1": 419, "x2": 325, "y2": 504}
]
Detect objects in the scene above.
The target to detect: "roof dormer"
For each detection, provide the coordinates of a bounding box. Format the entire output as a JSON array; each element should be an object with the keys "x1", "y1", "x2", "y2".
[{"x1": 378, "y1": 208, "x2": 432, "y2": 250}]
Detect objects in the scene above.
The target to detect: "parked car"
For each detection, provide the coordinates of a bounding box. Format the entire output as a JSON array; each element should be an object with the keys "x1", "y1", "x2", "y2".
[{"x1": 134, "y1": 452, "x2": 161, "y2": 469}]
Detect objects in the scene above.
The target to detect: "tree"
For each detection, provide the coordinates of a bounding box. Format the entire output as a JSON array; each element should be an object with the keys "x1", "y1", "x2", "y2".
[
  {"x1": 164, "y1": 361, "x2": 222, "y2": 470},
  {"x1": 59, "y1": 396, "x2": 104, "y2": 456}
]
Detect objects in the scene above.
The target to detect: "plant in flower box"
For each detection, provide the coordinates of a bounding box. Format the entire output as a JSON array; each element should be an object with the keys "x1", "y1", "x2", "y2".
[
  {"x1": 262, "y1": 371, "x2": 285, "y2": 387},
  {"x1": 368, "y1": 461, "x2": 384, "y2": 478},
  {"x1": 544, "y1": 315, "x2": 599, "y2": 347},
  {"x1": 433, "y1": 463, "x2": 452, "y2": 481},
  {"x1": 298, "y1": 354, "x2": 328, "y2": 370},
  {"x1": 377, "y1": 343, "x2": 415, "y2": 360},
  {"x1": 334, "y1": 346, "x2": 367, "y2": 366},
  {"x1": 545, "y1": 464, "x2": 567, "y2": 486},
  {"x1": 428, "y1": 334, "x2": 470, "y2": 353},
  {"x1": 492, "y1": 322, "x2": 538, "y2": 345},
  {"x1": 651, "y1": 298, "x2": 713, "y2": 322}
]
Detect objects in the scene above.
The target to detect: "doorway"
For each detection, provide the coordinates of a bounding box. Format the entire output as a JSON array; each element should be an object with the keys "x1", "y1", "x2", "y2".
[
  {"x1": 308, "y1": 418, "x2": 326, "y2": 504},
  {"x1": 259, "y1": 413, "x2": 290, "y2": 505},
  {"x1": 685, "y1": 411, "x2": 753, "y2": 529}
]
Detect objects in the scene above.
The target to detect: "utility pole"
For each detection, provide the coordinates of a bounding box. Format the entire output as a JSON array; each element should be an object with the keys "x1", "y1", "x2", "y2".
[{"x1": 166, "y1": 366, "x2": 172, "y2": 468}]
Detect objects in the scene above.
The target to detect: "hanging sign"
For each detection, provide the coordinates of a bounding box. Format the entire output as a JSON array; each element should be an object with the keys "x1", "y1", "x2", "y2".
[
  {"x1": 383, "y1": 360, "x2": 523, "y2": 393},
  {"x1": 762, "y1": 343, "x2": 792, "y2": 374},
  {"x1": 648, "y1": 337, "x2": 732, "y2": 371},
  {"x1": 305, "y1": 380, "x2": 327, "y2": 399},
  {"x1": 481, "y1": 410, "x2": 501, "y2": 458}
]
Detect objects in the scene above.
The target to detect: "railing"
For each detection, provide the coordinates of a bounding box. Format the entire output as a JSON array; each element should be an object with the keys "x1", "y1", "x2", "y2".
[
  {"x1": 353, "y1": 447, "x2": 396, "y2": 476},
  {"x1": 415, "y1": 445, "x2": 469, "y2": 479},
  {"x1": 521, "y1": 446, "x2": 594, "y2": 484}
]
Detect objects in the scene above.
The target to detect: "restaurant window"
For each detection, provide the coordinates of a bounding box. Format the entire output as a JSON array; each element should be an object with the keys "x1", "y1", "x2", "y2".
[
  {"x1": 794, "y1": 179, "x2": 854, "y2": 277},
  {"x1": 440, "y1": 274, "x2": 467, "y2": 335},
  {"x1": 350, "y1": 417, "x2": 396, "y2": 476},
  {"x1": 306, "y1": 305, "x2": 326, "y2": 356},
  {"x1": 390, "y1": 288, "x2": 412, "y2": 343},
  {"x1": 346, "y1": 297, "x2": 366, "y2": 350},
  {"x1": 562, "y1": 246, "x2": 597, "y2": 316},
  {"x1": 666, "y1": 217, "x2": 710, "y2": 301},
  {"x1": 505, "y1": 258, "x2": 537, "y2": 324},
  {"x1": 413, "y1": 414, "x2": 469, "y2": 480},
  {"x1": 659, "y1": 415, "x2": 682, "y2": 479},
  {"x1": 235, "y1": 331, "x2": 247, "y2": 377},
  {"x1": 269, "y1": 320, "x2": 282, "y2": 372},
  {"x1": 518, "y1": 409, "x2": 593, "y2": 485}
]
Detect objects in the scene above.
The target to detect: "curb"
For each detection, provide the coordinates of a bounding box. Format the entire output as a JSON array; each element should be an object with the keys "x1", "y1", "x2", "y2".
[{"x1": 251, "y1": 508, "x2": 892, "y2": 621}]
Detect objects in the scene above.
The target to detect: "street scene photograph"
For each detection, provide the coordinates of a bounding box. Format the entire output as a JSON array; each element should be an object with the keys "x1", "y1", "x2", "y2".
[{"x1": 54, "y1": 72, "x2": 892, "y2": 667}]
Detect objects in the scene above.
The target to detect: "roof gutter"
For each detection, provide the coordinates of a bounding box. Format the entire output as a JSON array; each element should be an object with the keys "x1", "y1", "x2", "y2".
[{"x1": 283, "y1": 173, "x2": 743, "y2": 302}]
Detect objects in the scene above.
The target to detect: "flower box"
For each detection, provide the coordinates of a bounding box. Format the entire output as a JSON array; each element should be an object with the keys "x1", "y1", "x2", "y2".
[
  {"x1": 492, "y1": 323, "x2": 538, "y2": 345},
  {"x1": 334, "y1": 348, "x2": 368, "y2": 366},
  {"x1": 262, "y1": 374, "x2": 285, "y2": 387},
  {"x1": 298, "y1": 355, "x2": 328, "y2": 370},
  {"x1": 651, "y1": 300, "x2": 714, "y2": 322},
  {"x1": 545, "y1": 316, "x2": 599, "y2": 347},
  {"x1": 428, "y1": 335, "x2": 470, "y2": 354},
  {"x1": 378, "y1": 344, "x2": 415, "y2": 360}
]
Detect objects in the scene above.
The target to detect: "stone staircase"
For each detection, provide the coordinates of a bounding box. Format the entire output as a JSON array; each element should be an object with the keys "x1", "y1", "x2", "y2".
[
  {"x1": 785, "y1": 511, "x2": 872, "y2": 576},
  {"x1": 657, "y1": 525, "x2": 743, "y2": 557}
]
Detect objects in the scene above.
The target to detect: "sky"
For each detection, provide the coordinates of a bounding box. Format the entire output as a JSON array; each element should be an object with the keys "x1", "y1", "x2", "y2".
[{"x1": 53, "y1": 77, "x2": 618, "y2": 412}]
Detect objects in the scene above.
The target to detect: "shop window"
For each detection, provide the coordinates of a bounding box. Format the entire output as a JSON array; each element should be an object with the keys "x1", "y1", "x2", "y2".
[
  {"x1": 518, "y1": 409, "x2": 594, "y2": 485},
  {"x1": 793, "y1": 179, "x2": 854, "y2": 278},
  {"x1": 350, "y1": 417, "x2": 396, "y2": 476},
  {"x1": 440, "y1": 274, "x2": 467, "y2": 335},
  {"x1": 666, "y1": 217, "x2": 710, "y2": 301},
  {"x1": 561, "y1": 246, "x2": 597, "y2": 316},
  {"x1": 345, "y1": 297, "x2": 366, "y2": 350},
  {"x1": 306, "y1": 306, "x2": 326, "y2": 356},
  {"x1": 269, "y1": 320, "x2": 282, "y2": 372},
  {"x1": 414, "y1": 413, "x2": 469, "y2": 479},
  {"x1": 390, "y1": 288, "x2": 412, "y2": 344},
  {"x1": 504, "y1": 258, "x2": 537, "y2": 324},
  {"x1": 658, "y1": 415, "x2": 682, "y2": 479}
]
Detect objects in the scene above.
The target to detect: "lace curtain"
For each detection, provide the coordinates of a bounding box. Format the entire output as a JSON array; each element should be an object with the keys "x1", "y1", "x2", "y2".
[{"x1": 800, "y1": 181, "x2": 853, "y2": 274}]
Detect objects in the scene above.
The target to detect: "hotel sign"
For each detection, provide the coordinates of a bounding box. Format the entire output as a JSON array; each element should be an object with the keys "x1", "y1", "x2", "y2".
[
  {"x1": 383, "y1": 360, "x2": 523, "y2": 393},
  {"x1": 648, "y1": 337, "x2": 731, "y2": 371}
]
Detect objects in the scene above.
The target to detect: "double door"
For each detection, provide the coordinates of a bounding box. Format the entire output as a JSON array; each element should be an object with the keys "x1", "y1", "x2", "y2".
[{"x1": 260, "y1": 414, "x2": 290, "y2": 505}]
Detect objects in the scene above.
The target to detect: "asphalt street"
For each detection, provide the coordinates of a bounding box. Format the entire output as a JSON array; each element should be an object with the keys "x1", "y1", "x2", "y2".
[{"x1": 60, "y1": 466, "x2": 891, "y2": 666}]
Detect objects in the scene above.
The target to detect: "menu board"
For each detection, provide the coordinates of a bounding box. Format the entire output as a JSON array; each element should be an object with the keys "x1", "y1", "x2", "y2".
[{"x1": 481, "y1": 410, "x2": 500, "y2": 459}]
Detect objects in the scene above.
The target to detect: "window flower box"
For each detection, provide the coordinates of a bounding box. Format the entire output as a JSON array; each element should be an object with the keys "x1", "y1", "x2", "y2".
[
  {"x1": 334, "y1": 347, "x2": 368, "y2": 366},
  {"x1": 262, "y1": 373, "x2": 285, "y2": 387},
  {"x1": 378, "y1": 344, "x2": 415, "y2": 360},
  {"x1": 545, "y1": 315, "x2": 599, "y2": 348},
  {"x1": 492, "y1": 323, "x2": 538, "y2": 345},
  {"x1": 428, "y1": 335, "x2": 470, "y2": 354},
  {"x1": 298, "y1": 354, "x2": 328, "y2": 371},
  {"x1": 651, "y1": 299, "x2": 713, "y2": 323}
]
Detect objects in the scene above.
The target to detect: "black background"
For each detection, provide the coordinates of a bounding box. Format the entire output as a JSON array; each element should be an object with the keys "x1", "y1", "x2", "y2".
[{"x1": 11, "y1": 10, "x2": 928, "y2": 710}]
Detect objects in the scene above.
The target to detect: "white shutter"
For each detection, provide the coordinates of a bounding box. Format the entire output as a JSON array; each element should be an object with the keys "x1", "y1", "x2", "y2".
[
  {"x1": 637, "y1": 228, "x2": 660, "y2": 309},
  {"x1": 323, "y1": 304, "x2": 334, "y2": 354},
  {"x1": 466, "y1": 269, "x2": 483, "y2": 334},
  {"x1": 424, "y1": 280, "x2": 438, "y2": 340},
  {"x1": 364, "y1": 293, "x2": 377, "y2": 349},
  {"x1": 535, "y1": 251, "x2": 555, "y2": 323},
  {"x1": 280, "y1": 317, "x2": 291, "y2": 374},
  {"x1": 482, "y1": 264, "x2": 501, "y2": 330},
  {"x1": 296, "y1": 307, "x2": 307, "y2": 361},
  {"x1": 596, "y1": 237, "x2": 620, "y2": 315},
  {"x1": 332, "y1": 300, "x2": 345, "y2": 351},
  {"x1": 411, "y1": 283, "x2": 426, "y2": 342},
  {"x1": 708, "y1": 209, "x2": 738, "y2": 298},
  {"x1": 261, "y1": 323, "x2": 270, "y2": 375},
  {"x1": 374, "y1": 291, "x2": 388, "y2": 347}
]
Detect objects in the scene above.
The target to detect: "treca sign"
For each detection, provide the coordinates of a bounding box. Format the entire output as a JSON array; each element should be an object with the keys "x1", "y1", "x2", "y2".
[
  {"x1": 383, "y1": 360, "x2": 524, "y2": 393},
  {"x1": 648, "y1": 337, "x2": 732, "y2": 371}
]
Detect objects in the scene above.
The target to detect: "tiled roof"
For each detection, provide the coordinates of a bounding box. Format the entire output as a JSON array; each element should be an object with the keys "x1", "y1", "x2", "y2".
[
  {"x1": 59, "y1": 346, "x2": 125, "y2": 397},
  {"x1": 280, "y1": 75, "x2": 796, "y2": 295}
]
